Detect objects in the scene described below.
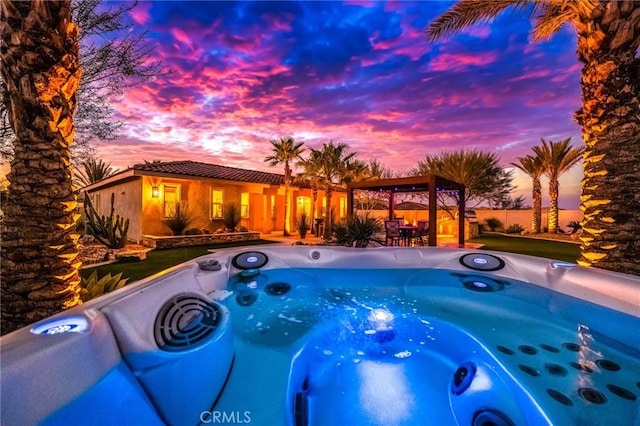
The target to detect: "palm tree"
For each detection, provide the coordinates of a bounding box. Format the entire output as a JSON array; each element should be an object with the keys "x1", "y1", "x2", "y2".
[
  {"x1": 426, "y1": 1, "x2": 640, "y2": 274},
  {"x1": 511, "y1": 154, "x2": 545, "y2": 233},
  {"x1": 310, "y1": 141, "x2": 356, "y2": 239},
  {"x1": 74, "y1": 157, "x2": 117, "y2": 188},
  {"x1": 343, "y1": 159, "x2": 370, "y2": 185},
  {"x1": 295, "y1": 150, "x2": 324, "y2": 229},
  {"x1": 532, "y1": 138, "x2": 584, "y2": 234},
  {"x1": 264, "y1": 137, "x2": 305, "y2": 236},
  {"x1": 1, "y1": 0, "x2": 83, "y2": 334}
]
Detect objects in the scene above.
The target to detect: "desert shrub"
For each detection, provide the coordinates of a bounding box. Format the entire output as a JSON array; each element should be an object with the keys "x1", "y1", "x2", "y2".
[
  {"x1": 485, "y1": 217, "x2": 503, "y2": 232},
  {"x1": 222, "y1": 202, "x2": 241, "y2": 231},
  {"x1": 296, "y1": 212, "x2": 311, "y2": 238},
  {"x1": 238, "y1": 226, "x2": 248, "y2": 232},
  {"x1": 505, "y1": 224, "x2": 525, "y2": 234},
  {"x1": 331, "y1": 220, "x2": 351, "y2": 246},
  {"x1": 332, "y1": 214, "x2": 384, "y2": 248},
  {"x1": 184, "y1": 228, "x2": 201, "y2": 235},
  {"x1": 163, "y1": 202, "x2": 197, "y2": 235},
  {"x1": 567, "y1": 221, "x2": 582, "y2": 234}
]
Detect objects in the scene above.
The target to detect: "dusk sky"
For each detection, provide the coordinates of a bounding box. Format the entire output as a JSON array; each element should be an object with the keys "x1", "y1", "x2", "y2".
[{"x1": 96, "y1": 1, "x2": 585, "y2": 208}]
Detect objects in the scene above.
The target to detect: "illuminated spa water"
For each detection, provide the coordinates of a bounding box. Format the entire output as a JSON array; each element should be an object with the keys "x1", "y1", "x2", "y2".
[
  {"x1": 216, "y1": 265, "x2": 640, "y2": 425},
  {"x1": 1, "y1": 247, "x2": 638, "y2": 425}
]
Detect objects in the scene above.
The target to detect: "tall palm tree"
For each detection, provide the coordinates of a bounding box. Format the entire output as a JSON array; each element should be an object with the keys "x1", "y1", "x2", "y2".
[
  {"x1": 311, "y1": 141, "x2": 356, "y2": 239},
  {"x1": 343, "y1": 159, "x2": 370, "y2": 185},
  {"x1": 532, "y1": 138, "x2": 584, "y2": 233},
  {"x1": 264, "y1": 137, "x2": 304, "y2": 236},
  {"x1": 511, "y1": 154, "x2": 545, "y2": 233},
  {"x1": 295, "y1": 149, "x2": 324, "y2": 229},
  {"x1": 74, "y1": 157, "x2": 117, "y2": 188},
  {"x1": 426, "y1": 1, "x2": 640, "y2": 274},
  {"x1": 1, "y1": 0, "x2": 83, "y2": 334}
]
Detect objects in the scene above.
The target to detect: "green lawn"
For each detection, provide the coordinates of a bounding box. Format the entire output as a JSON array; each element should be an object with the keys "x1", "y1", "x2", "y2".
[
  {"x1": 80, "y1": 239, "x2": 278, "y2": 283},
  {"x1": 82, "y1": 234, "x2": 580, "y2": 285},
  {"x1": 471, "y1": 234, "x2": 580, "y2": 263}
]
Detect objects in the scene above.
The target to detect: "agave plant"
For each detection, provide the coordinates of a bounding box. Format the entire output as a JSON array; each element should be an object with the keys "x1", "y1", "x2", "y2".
[{"x1": 80, "y1": 271, "x2": 128, "y2": 302}]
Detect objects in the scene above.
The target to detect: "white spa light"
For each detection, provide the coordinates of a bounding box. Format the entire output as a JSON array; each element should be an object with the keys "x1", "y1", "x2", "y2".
[
  {"x1": 368, "y1": 308, "x2": 394, "y2": 323},
  {"x1": 30, "y1": 316, "x2": 89, "y2": 335}
]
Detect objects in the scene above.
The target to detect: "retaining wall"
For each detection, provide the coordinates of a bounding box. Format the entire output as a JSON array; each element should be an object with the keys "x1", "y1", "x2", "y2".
[{"x1": 141, "y1": 232, "x2": 260, "y2": 249}]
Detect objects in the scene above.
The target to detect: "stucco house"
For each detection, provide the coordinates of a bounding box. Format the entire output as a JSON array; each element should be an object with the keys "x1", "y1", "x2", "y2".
[{"x1": 82, "y1": 160, "x2": 347, "y2": 242}]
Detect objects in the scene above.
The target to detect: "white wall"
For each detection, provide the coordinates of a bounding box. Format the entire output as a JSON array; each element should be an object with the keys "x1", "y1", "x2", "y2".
[{"x1": 475, "y1": 209, "x2": 583, "y2": 232}]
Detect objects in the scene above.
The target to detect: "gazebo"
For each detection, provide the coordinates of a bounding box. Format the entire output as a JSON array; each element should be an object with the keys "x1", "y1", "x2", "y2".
[{"x1": 346, "y1": 175, "x2": 466, "y2": 247}]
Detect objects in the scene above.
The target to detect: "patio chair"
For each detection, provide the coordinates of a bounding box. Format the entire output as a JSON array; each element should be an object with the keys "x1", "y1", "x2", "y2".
[
  {"x1": 411, "y1": 220, "x2": 429, "y2": 246},
  {"x1": 384, "y1": 220, "x2": 401, "y2": 246}
]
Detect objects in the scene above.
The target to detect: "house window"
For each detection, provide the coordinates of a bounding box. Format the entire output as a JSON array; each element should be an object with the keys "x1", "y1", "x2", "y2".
[
  {"x1": 211, "y1": 189, "x2": 223, "y2": 219},
  {"x1": 297, "y1": 196, "x2": 311, "y2": 217},
  {"x1": 321, "y1": 197, "x2": 327, "y2": 217},
  {"x1": 241, "y1": 192, "x2": 250, "y2": 218},
  {"x1": 270, "y1": 195, "x2": 276, "y2": 219},
  {"x1": 339, "y1": 197, "x2": 347, "y2": 217},
  {"x1": 163, "y1": 185, "x2": 179, "y2": 218}
]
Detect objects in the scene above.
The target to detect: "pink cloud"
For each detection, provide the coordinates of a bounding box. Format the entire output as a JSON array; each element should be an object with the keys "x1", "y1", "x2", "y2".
[
  {"x1": 129, "y1": 2, "x2": 152, "y2": 25},
  {"x1": 429, "y1": 51, "x2": 498, "y2": 72}
]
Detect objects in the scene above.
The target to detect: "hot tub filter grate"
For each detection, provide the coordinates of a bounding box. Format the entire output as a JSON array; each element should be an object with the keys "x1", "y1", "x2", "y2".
[{"x1": 154, "y1": 295, "x2": 222, "y2": 352}]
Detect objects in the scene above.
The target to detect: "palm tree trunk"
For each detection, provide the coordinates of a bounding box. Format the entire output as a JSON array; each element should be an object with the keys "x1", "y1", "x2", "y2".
[
  {"x1": 283, "y1": 183, "x2": 291, "y2": 236},
  {"x1": 532, "y1": 177, "x2": 542, "y2": 233},
  {"x1": 548, "y1": 178, "x2": 559, "y2": 233},
  {"x1": 310, "y1": 186, "x2": 317, "y2": 230},
  {"x1": 1, "y1": 0, "x2": 83, "y2": 334},
  {"x1": 575, "y1": 47, "x2": 640, "y2": 275},
  {"x1": 324, "y1": 186, "x2": 333, "y2": 239}
]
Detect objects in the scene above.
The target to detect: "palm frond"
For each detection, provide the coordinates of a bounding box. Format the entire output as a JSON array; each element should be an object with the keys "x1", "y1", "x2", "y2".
[
  {"x1": 511, "y1": 154, "x2": 544, "y2": 178},
  {"x1": 426, "y1": 0, "x2": 538, "y2": 41},
  {"x1": 531, "y1": 2, "x2": 574, "y2": 41}
]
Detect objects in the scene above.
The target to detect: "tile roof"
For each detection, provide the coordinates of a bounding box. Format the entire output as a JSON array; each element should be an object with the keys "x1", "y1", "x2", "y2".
[{"x1": 133, "y1": 160, "x2": 285, "y2": 185}]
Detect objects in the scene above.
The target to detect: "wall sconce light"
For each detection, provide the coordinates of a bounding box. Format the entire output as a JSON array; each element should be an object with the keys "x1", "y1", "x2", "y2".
[{"x1": 152, "y1": 186, "x2": 159, "y2": 198}]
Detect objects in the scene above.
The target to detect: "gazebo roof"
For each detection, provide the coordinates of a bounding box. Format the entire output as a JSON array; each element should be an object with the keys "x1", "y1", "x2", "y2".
[{"x1": 346, "y1": 175, "x2": 464, "y2": 193}]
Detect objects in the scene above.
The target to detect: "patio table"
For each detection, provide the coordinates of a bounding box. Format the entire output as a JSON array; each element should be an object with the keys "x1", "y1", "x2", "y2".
[{"x1": 399, "y1": 225, "x2": 417, "y2": 246}]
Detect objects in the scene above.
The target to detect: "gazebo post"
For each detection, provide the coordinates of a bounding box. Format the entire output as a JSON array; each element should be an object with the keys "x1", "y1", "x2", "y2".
[
  {"x1": 458, "y1": 187, "x2": 465, "y2": 247},
  {"x1": 347, "y1": 187, "x2": 354, "y2": 220},
  {"x1": 388, "y1": 191, "x2": 395, "y2": 220},
  {"x1": 429, "y1": 176, "x2": 437, "y2": 246}
]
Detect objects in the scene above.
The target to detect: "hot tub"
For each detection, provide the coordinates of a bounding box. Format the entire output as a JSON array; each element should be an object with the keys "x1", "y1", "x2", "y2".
[{"x1": 1, "y1": 247, "x2": 639, "y2": 425}]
